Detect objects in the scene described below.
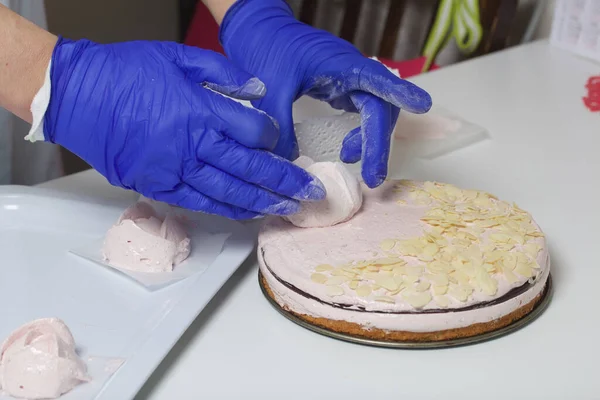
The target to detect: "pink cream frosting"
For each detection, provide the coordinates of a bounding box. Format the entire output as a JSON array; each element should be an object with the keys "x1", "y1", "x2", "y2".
[
  {"x1": 258, "y1": 181, "x2": 550, "y2": 332},
  {"x1": 103, "y1": 202, "x2": 191, "y2": 273},
  {"x1": 0, "y1": 318, "x2": 89, "y2": 399}
]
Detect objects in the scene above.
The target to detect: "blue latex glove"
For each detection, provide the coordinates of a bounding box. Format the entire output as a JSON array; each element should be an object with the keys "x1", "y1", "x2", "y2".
[
  {"x1": 43, "y1": 37, "x2": 326, "y2": 219},
  {"x1": 220, "y1": 0, "x2": 432, "y2": 188}
]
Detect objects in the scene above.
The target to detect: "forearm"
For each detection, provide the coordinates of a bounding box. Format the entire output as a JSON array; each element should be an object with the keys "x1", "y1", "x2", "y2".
[
  {"x1": 202, "y1": 0, "x2": 237, "y2": 24},
  {"x1": 0, "y1": 4, "x2": 56, "y2": 123}
]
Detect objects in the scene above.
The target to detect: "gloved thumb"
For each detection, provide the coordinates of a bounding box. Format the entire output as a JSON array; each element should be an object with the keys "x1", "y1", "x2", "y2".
[
  {"x1": 256, "y1": 92, "x2": 299, "y2": 160},
  {"x1": 174, "y1": 45, "x2": 266, "y2": 100}
]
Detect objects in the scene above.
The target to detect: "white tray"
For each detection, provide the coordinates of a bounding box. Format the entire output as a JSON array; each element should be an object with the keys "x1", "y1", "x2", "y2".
[{"x1": 0, "y1": 186, "x2": 255, "y2": 399}]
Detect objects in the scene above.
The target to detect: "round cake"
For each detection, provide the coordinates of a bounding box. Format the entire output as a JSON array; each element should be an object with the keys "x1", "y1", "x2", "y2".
[{"x1": 258, "y1": 180, "x2": 550, "y2": 342}]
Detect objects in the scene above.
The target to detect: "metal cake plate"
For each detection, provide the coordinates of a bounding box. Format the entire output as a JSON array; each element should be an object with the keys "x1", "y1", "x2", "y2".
[{"x1": 258, "y1": 272, "x2": 553, "y2": 349}]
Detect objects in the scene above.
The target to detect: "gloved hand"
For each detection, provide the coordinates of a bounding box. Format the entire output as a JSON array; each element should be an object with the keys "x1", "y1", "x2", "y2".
[
  {"x1": 220, "y1": 0, "x2": 432, "y2": 188},
  {"x1": 43, "y1": 37, "x2": 326, "y2": 219}
]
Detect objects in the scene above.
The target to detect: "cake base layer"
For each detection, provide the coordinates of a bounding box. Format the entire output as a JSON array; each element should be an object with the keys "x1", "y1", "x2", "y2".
[{"x1": 260, "y1": 274, "x2": 548, "y2": 343}]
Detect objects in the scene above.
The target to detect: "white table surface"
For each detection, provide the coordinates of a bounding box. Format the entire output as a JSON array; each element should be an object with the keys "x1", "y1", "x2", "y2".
[{"x1": 39, "y1": 41, "x2": 600, "y2": 400}]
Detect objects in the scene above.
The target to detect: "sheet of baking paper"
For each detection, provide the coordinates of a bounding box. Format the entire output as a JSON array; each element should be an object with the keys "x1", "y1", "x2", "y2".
[
  {"x1": 70, "y1": 198, "x2": 232, "y2": 291},
  {"x1": 295, "y1": 103, "x2": 489, "y2": 165},
  {"x1": 394, "y1": 104, "x2": 489, "y2": 159},
  {"x1": 0, "y1": 356, "x2": 124, "y2": 400}
]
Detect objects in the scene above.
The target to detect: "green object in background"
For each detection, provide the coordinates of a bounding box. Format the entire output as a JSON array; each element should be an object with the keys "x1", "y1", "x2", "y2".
[{"x1": 422, "y1": 0, "x2": 483, "y2": 72}]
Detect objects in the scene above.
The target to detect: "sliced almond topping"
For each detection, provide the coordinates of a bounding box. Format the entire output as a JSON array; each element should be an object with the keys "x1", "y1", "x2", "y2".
[
  {"x1": 310, "y1": 273, "x2": 327, "y2": 284},
  {"x1": 349, "y1": 280, "x2": 360, "y2": 290},
  {"x1": 374, "y1": 295, "x2": 396, "y2": 304},
  {"x1": 397, "y1": 243, "x2": 419, "y2": 257},
  {"x1": 363, "y1": 272, "x2": 381, "y2": 281},
  {"x1": 483, "y1": 263, "x2": 496, "y2": 273},
  {"x1": 523, "y1": 243, "x2": 541, "y2": 257},
  {"x1": 476, "y1": 269, "x2": 498, "y2": 296},
  {"x1": 427, "y1": 261, "x2": 449, "y2": 274},
  {"x1": 448, "y1": 286, "x2": 470, "y2": 302},
  {"x1": 515, "y1": 262, "x2": 534, "y2": 278},
  {"x1": 433, "y1": 285, "x2": 448, "y2": 295},
  {"x1": 526, "y1": 231, "x2": 545, "y2": 238},
  {"x1": 403, "y1": 291, "x2": 432, "y2": 309},
  {"x1": 461, "y1": 231, "x2": 479, "y2": 241},
  {"x1": 423, "y1": 243, "x2": 439, "y2": 256},
  {"x1": 485, "y1": 250, "x2": 504, "y2": 263},
  {"x1": 388, "y1": 284, "x2": 405, "y2": 296},
  {"x1": 450, "y1": 270, "x2": 470, "y2": 285},
  {"x1": 380, "y1": 239, "x2": 397, "y2": 251},
  {"x1": 495, "y1": 243, "x2": 516, "y2": 251},
  {"x1": 516, "y1": 252, "x2": 529, "y2": 263},
  {"x1": 417, "y1": 253, "x2": 435, "y2": 262},
  {"x1": 405, "y1": 266, "x2": 424, "y2": 276},
  {"x1": 500, "y1": 265, "x2": 519, "y2": 284},
  {"x1": 331, "y1": 269, "x2": 356, "y2": 278},
  {"x1": 375, "y1": 276, "x2": 399, "y2": 291},
  {"x1": 415, "y1": 281, "x2": 431, "y2": 292},
  {"x1": 478, "y1": 220, "x2": 499, "y2": 228},
  {"x1": 393, "y1": 265, "x2": 407, "y2": 275},
  {"x1": 490, "y1": 233, "x2": 512, "y2": 243},
  {"x1": 451, "y1": 258, "x2": 464, "y2": 270},
  {"x1": 462, "y1": 265, "x2": 477, "y2": 278},
  {"x1": 480, "y1": 243, "x2": 496, "y2": 252},
  {"x1": 434, "y1": 295, "x2": 451, "y2": 308},
  {"x1": 315, "y1": 264, "x2": 334, "y2": 272},
  {"x1": 426, "y1": 273, "x2": 449, "y2": 286},
  {"x1": 373, "y1": 257, "x2": 404, "y2": 265},
  {"x1": 326, "y1": 286, "x2": 344, "y2": 296},
  {"x1": 503, "y1": 254, "x2": 517, "y2": 270},
  {"x1": 355, "y1": 285, "x2": 372, "y2": 297}
]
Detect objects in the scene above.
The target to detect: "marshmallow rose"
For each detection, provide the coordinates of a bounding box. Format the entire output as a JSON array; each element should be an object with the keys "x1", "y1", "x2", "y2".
[{"x1": 285, "y1": 156, "x2": 362, "y2": 228}]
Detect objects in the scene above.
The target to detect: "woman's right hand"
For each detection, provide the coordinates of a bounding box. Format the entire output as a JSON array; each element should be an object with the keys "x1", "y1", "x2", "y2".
[{"x1": 40, "y1": 38, "x2": 325, "y2": 219}]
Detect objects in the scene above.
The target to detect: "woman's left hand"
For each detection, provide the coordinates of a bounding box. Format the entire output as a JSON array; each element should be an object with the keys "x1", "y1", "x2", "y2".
[{"x1": 220, "y1": 0, "x2": 432, "y2": 188}]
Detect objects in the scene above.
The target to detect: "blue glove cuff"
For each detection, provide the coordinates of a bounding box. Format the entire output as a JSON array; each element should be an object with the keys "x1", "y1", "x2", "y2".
[
  {"x1": 219, "y1": 0, "x2": 294, "y2": 46},
  {"x1": 42, "y1": 35, "x2": 66, "y2": 143},
  {"x1": 44, "y1": 36, "x2": 96, "y2": 143}
]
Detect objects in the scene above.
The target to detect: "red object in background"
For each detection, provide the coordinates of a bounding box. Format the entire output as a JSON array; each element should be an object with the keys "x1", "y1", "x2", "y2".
[
  {"x1": 380, "y1": 57, "x2": 440, "y2": 78},
  {"x1": 583, "y1": 76, "x2": 600, "y2": 112},
  {"x1": 184, "y1": 1, "x2": 224, "y2": 54},
  {"x1": 184, "y1": 1, "x2": 439, "y2": 78}
]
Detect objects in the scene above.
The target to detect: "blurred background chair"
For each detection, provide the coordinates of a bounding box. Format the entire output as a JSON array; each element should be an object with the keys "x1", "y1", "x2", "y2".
[{"x1": 182, "y1": 0, "x2": 551, "y2": 77}]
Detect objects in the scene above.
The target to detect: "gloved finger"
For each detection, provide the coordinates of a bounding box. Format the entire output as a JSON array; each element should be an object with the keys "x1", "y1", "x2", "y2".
[
  {"x1": 175, "y1": 45, "x2": 266, "y2": 100},
  {"x1": 350, "y1": 92, "x2": 400, "y2": 188},
  {"x1": 196, "y1": 130, "x2": 325, "y2": 201},
  {"x1": 254, "y1": 92, "x2": 299, "y2": 160},
  {"x1": 201, "y1": 87, "x2": 279, "y2": 150},
  {"x1": 339, "y1": 126, "x2": 361, "y2": 164},
  {"x1": 184, "y1": 163, "x2": 300, "y2": 215},
  {"x1": 340, "y1": 97, "x2": 401, "y2": 167},
  {"x1": 154, "y1": 184, "x2": 261, "y2": 220},
  {"x1": 354, "y1": 60, "x2": 432, "y2": 114}
]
